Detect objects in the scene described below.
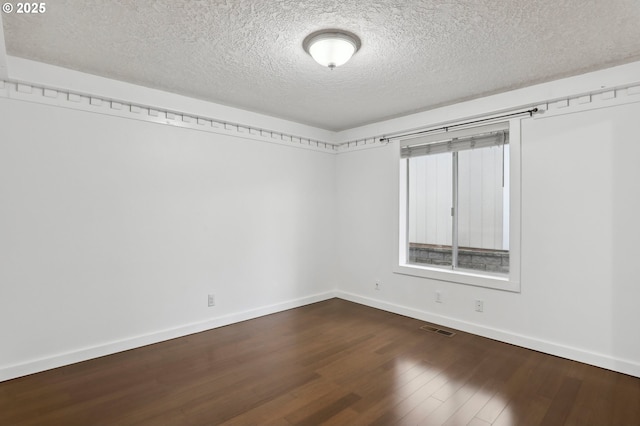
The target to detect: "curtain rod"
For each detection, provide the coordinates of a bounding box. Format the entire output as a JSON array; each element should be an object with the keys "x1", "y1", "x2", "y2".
[{"x1": 379, "y1": 107, "x2": 539, "y2": 143}]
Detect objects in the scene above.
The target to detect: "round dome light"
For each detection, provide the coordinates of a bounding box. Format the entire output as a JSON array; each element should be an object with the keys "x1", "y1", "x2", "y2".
[{"x1": 303, "y1": 30, "x2": 361, "y2": 70}]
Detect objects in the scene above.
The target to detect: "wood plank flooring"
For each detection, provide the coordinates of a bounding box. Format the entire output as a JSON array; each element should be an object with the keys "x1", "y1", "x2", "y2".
[{"x1": 1, "y1": 298, "x2": 639, "y2": 425}]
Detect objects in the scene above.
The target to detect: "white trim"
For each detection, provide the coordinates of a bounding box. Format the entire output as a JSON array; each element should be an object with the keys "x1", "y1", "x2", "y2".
[
  {"x1": 0, "y1": 291, "x2": 337, "y2": 382},
  {"x1": 336, "y1": 60, "x2": 640, "y2": 143},
  {"x1": 393, "y1": 264, "x2": 517, "y2": 292},
  {"x1": 338, "y1": 83, "x2": 640, "y2": 152},
  {"x1": 532, "y1": 84, "x2": 640, "y2": 120},
  {"x1": 0, "y1": 79, "x2": 339, "y2": 154},
  {"x1": 6, "y1": 57, "x2": 640, "y2": 154},
  {"x1": 336, "y1": 291, "x2": 640, "y2": 378},
  {"x1": 336, "y1": 137, "x2": 384, "y2": 152},
  {"x1": 336, "y1": 61, "x2": 640, "y2": 151},
  {"x1": 4, "y1": 291, "x2": 637, "y2": 382},
  {"x1": 7, "y1": 56, "x2": 337, "y2": 143}
]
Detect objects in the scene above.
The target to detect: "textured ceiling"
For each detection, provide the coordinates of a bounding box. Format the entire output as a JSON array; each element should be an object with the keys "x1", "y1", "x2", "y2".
[{"x1": 3, "y1": 0, "x2": 640, "y2": 131}]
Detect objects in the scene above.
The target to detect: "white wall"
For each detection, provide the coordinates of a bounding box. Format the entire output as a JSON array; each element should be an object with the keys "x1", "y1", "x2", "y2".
[
  {"x1": 0, "y1": 94, "x2": 336, "y2": 380},
  {"x1": 335, "y1": 99, "x2": 640, "y2": 377}
]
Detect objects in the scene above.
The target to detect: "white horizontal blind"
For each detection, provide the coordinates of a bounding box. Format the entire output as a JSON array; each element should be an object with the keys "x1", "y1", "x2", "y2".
[{"x1": 401, "y1": 122, "x2": 509, "y2": 158}]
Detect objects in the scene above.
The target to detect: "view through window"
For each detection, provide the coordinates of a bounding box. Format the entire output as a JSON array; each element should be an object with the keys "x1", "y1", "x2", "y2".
[{"x1": 403, "y1": 123, "x2": 510, "y2": 276}]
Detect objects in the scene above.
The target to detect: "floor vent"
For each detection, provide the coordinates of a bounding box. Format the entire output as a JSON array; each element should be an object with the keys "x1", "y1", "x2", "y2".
[{"x1": 420, "y1": 324, "x2": 456, "y2": 337}]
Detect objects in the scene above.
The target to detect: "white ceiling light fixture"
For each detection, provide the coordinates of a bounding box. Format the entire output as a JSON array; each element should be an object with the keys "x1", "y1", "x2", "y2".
[{"x1": 303, "y1": 29, "x2": 361, "y2": 70}]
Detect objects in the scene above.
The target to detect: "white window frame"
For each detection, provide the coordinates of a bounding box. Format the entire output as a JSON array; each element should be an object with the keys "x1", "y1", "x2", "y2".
[{"x1": 393, "y1": 118, "x2": 521, "y2": 292}]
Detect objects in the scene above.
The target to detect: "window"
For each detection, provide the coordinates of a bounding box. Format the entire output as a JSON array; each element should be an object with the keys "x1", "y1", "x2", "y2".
[{"x1": 395, "y1": 120, "x2": 521, "y2": 291}]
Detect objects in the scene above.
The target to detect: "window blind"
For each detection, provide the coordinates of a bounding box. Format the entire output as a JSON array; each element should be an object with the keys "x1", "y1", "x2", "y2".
[{"x1": 400, "y1": 121, "x2": 509, "y2": 158}]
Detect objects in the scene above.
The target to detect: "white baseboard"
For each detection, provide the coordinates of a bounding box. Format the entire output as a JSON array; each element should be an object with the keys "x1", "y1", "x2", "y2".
[
  {"x1": 4, "y1": 291, "x2": 638, "y2": 382},
  {"x1": 335, "y1": 291, "x2": 640, "y2": 378},
  {"x1": 0, "y1": 291, "x2": 336, "y2": 382}
]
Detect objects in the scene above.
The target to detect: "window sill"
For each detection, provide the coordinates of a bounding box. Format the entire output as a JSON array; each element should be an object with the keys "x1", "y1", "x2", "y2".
[{"x1": 393, "y1": 262, "x2": 520, "y2": 292}]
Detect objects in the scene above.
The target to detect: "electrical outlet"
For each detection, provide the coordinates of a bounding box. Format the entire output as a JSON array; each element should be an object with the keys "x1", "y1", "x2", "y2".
[
  {"x1": 436, "y1": 291, "x2": 443, "y2": 303},
  {"x1": 208, "y1": 294, "x2": 215, "y2": 307},
  {"x1": 475, "y1": 300, "x2": 484, "y2": 312}
]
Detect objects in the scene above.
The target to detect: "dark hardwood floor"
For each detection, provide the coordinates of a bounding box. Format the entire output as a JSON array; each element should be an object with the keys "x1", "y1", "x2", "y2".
[{"x1": 1, "y1": 298, "x2": 639, "y2": 425}]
